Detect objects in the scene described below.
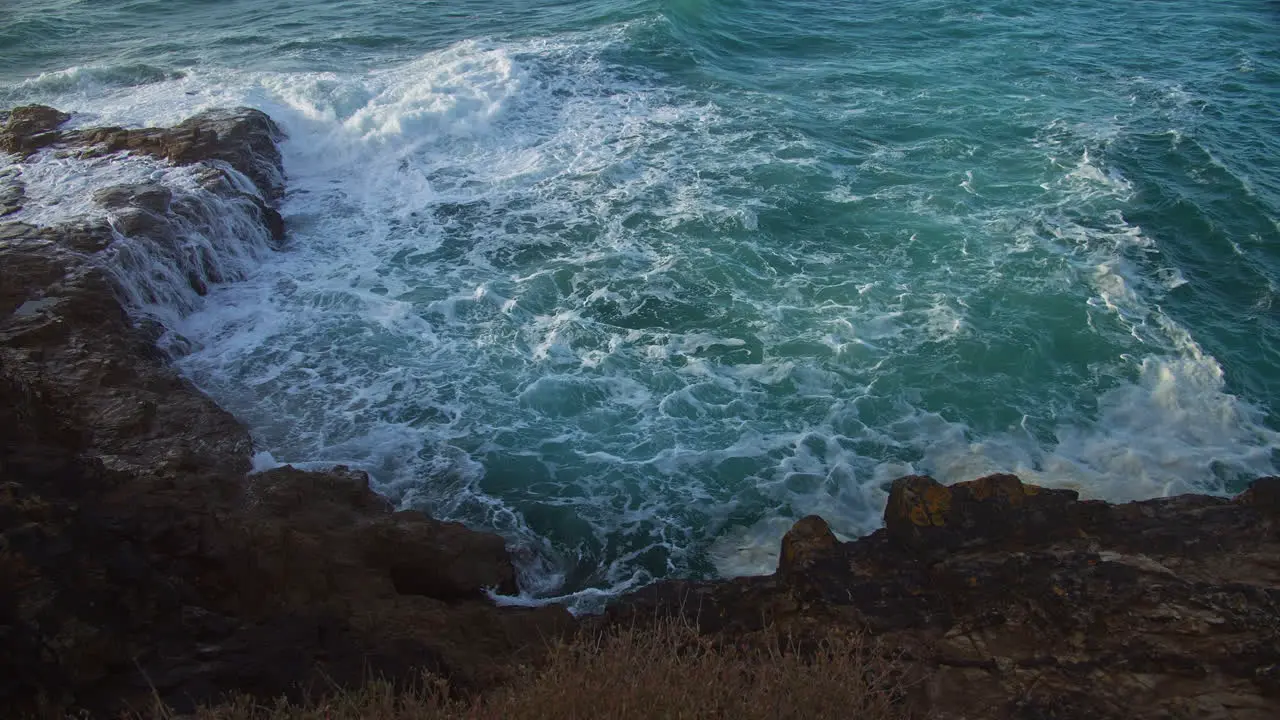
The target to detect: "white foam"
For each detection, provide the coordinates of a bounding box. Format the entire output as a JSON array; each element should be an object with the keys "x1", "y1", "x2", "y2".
[
  {"x1": 7, "y1": 151, "x2": 278, "y2": 329},
  {"x1": 6, "y1": 23, "x2": 1276, "y2": 608}
]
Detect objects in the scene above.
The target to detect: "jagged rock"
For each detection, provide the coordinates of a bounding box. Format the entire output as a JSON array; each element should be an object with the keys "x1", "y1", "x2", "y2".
[
  {"x1": 243, "y1": 466, "x2": 519, "y2": 601},
  {"x1": 0, "y1": 105, "x2": 71, "y2": 155},
  {"x1": 777, "y1": 514, "x2": 837, "y2": 578},
  {"x1": 4, "y1": 106, "x2": 286, "y2": 246},
  {"x1": 0, "y1": 106, "x2": 289, "y2": 477},
  {"x1": 63, "y1": 107, "x2": 287, "y2": 203},
  {"x1": 0, "y1": 167, "x2": 22, "y2": 216},
  {"x1": 4, "y1": 105, "x2": 71, "y2": 137},
  {"x1": 606, "y1": 474, "x2": 1280, "y2": 719},
  {"x1": 1238, "y1": 475, "x2": 1280, "y2": 511},
  {"x1": 0, "y1": 219, "x2": 253, "y2": 479},
  {"x1": 8, "y1": 104, "x2": 1280, "y2": 720},
  {"x1": 93, "y1": 183, "x2": 173, "y2": 214},
  {"x1": 884, "y1": 473, "x2": 1081, "y2": 554}
]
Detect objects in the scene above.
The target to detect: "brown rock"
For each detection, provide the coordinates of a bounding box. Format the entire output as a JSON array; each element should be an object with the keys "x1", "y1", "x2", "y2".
[
  {"x1": 778, "y1": 514, "x2": 838, "y2": 577},
  {"x1": 4, "y1": 105, "x2": 71, "y2": 136},
  {"x1": 607, "y1": 475, "x2": 1280, "y2": 719},
  {"x1": 243, "y1": 465, "x2": 519, "y2": 602},
  {"x1": 0, "y1": 105, "x2": 71, "y2": 155},
  {"x1": 1237, "y1": 476, "x2": 1280, "y2": 512},
  {"x1": 884, "y1": 473, "x2": 1080, "y2": 554},
  {"x1": 93, "y1": 183, "x2": 173, "y2": 214},
  {"x1": 378, "y1": 512, "x2": 519, "y2": 600},
  {"x1": 12, "y1": 104, "x2": 1279, "y2": 720},
  {"x1": 63, "y1": 107, "x2": 286, "y2": 203}
]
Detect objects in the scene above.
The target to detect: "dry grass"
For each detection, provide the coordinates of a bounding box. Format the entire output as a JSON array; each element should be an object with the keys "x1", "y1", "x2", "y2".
[{"x1": 164, "y1": 618, "x2": 913, "y2": 720}]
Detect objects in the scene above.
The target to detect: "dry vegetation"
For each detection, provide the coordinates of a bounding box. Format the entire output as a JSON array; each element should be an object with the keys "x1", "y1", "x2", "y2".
[{"x1": 153, "y1": 619, "x2": 913, "y2": 720}]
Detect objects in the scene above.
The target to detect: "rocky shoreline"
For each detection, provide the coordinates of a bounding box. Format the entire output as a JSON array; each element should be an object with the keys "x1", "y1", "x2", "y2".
[{"x1": 1, "y1": 106, "x2": 1277, "y2": 719}]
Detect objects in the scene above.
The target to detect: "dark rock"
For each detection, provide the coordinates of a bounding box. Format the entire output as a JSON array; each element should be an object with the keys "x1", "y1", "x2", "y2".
[
  {"x1": 62, "y1": 107, "x2": 286, "y2": 202},
  {"x1": 0, "y1": 105, "x2": 71, "y2": 155},
  {"x1": 777, "y1": 514, "x2": 837, "y2": 577},
  {"x1": 379, "y1": 511, "x2": 519, "y2": 600},
  {"x1": 242, "y1": 465, "x2": 519, "y2": 602},
  {"x1": 262, "y1": 205, "x2": 286, "y2": 245},
  {"x1": 1, "y1": 219, "x2": 253, "y2": 479},
  {"x1": 4, "y1": 105, "x2": 71, "y2": 136},
  {"x1": 606, "y1": 475, "x2": 1280, "y2": 719},
  {"x1": 10, "y1": 104, "x2": 1278, "y2": 720},
  {"x1": 0, "y1": 169, "x2": 22, "y2": 217},
  {"x1": 1238, "y1": 476, "x2": 1280, "y2": 512},
  {"x1": 884, "y1": 473, "x2": 1080, "y2": 554},
  {"x1": 93, "y1": 183, "x2": 173, "y2": 214}
]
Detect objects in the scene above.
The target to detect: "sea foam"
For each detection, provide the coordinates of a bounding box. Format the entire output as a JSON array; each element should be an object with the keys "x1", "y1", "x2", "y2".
[{"x1": 3, "y1": 21, "x2": 1276, "y2": 612}]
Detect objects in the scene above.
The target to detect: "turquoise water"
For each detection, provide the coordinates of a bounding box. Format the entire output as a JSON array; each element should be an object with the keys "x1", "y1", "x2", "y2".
[{"x1": 4, "y1": 1, "x2": 1279, "y2": 607}]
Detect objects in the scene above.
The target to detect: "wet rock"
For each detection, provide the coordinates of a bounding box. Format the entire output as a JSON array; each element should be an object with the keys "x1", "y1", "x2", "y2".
[
  {"x1": 11, "y1": 103, "x2": 1278, "y2": 720},
  {"x1": 1, "y1": 220, "x2": 253, "y2": 479},
  {"x1": 0, "y1": 105, "x2": 71, "y2": 155},
  {"x1": 63, "y1": 107, "x2": 286, "y2": 202},
  {"x1": 93, "y1": 183, "x2": 173, "y2": 214},
  {"x1": 0, "y1": 168, "x2": 22, "y2": 216},
  {"x1": 4, "y1": 105, "x2": 71, "y2": 137}
]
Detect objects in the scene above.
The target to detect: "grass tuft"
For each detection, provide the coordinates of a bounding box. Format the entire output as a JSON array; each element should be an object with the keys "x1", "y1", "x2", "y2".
[{"x1": 156, "y1": 617, "x2": 913, "y2": 720}]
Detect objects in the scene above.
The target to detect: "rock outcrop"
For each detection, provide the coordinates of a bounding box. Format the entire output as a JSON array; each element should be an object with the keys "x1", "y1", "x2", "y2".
[
  {"x1": 0, "y1": 106, "x2": 71, "y2": 156},
  {"x1": 605, "y1": 474, "x2": 1280, "y2": 719},
  {"x1": 0, "y1": 107, "x2": 571, "y2": 718}
]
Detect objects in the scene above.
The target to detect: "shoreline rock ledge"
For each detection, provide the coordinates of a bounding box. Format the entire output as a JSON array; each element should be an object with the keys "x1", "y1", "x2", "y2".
[
  {"x1": 3, "y1": 106, "x2": 1279, "y2": 719},
  {"x1": 1, "y1": 105, "x2": 573, "y2": 717},
  {"x1": 605, "y1": 474, "x2": 1280, "y2": 719}
]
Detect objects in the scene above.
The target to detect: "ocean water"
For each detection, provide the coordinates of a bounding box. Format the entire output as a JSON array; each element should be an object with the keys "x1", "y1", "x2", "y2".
[{"x1": 3, "y1": 0, "x2": 1279, "y2": 609}]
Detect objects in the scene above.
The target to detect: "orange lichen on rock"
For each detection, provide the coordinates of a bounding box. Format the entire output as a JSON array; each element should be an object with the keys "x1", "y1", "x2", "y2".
[
  {"x1": 955, "y1": 473, "x2": 1028, "y2": 504},
  {"x1": 887, "y1": 475, "x2": 954, "y2": 533},
  {"x1": 778, "y1": 515, "x2": 838, "y2": 576},
  {"x1": 918, "y1": 483, "x2": 953, "y2": 527}
]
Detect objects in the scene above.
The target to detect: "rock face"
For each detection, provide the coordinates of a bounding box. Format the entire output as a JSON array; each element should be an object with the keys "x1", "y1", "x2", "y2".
[
  {"x1": 0, "y1": 107, "x2": 571, "y2": 717},
  {"x1": 2, "y1": 105, "x2": 285, "y2": 244},
  {"x1": 0, "y1": 106, "x2": 71, "y2": 155},
  {"x1": 2, "y1": 105, "x2": 283, "y2": 202},
  {"x1": 606, "y1": 474, "x2": 1280, "y2": 719}
]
